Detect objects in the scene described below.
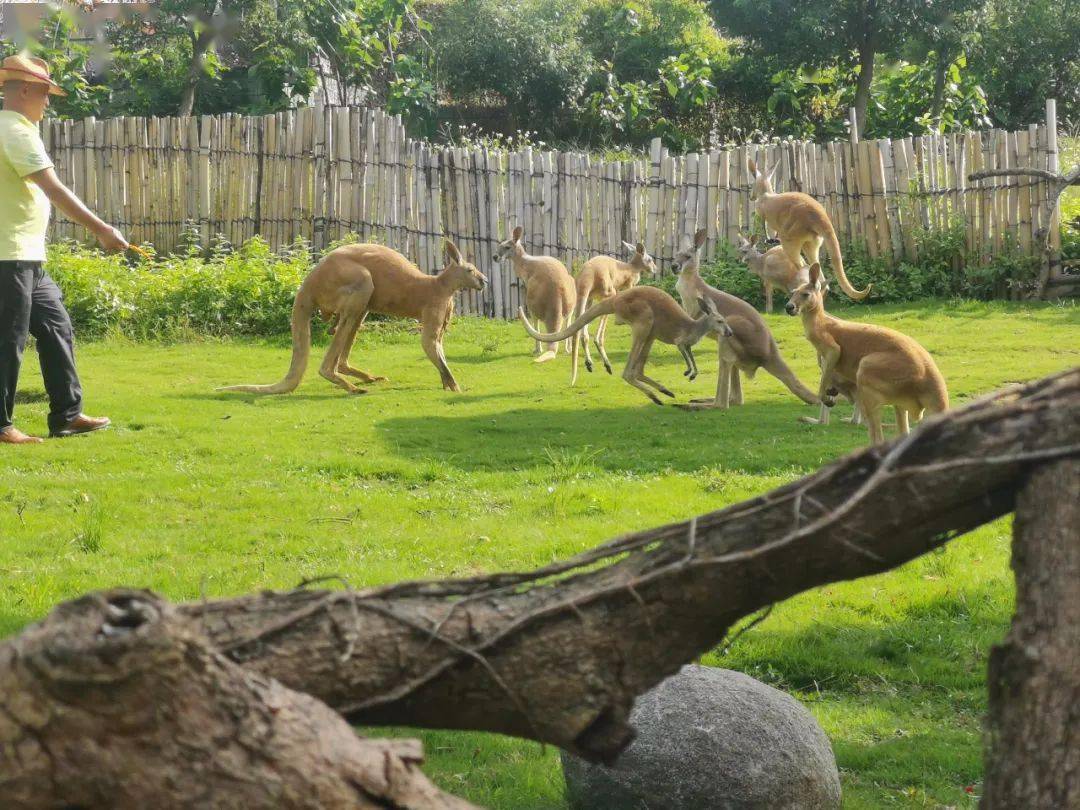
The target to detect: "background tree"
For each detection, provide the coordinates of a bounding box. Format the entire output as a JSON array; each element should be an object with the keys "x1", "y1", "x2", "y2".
[{"x1": 971, "y1": 0, "x2": 1080, "y2": 128}]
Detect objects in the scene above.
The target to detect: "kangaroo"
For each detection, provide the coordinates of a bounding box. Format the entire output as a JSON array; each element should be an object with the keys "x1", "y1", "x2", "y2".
[
  {"x1": 673, "y1": 228, "x2": 819, "y2": 410},
  {"x1": 494, "y1": 225, "x2": 576, "y2": 362},
  {"x1": 747, "y1": 157, "x2": 870, "y2": 301},
  {"x1": 734, "y1": 233, "x2": 810, "y2": 313},
  {"x1": 786, "y1": 263, "x2": 949, "y2": 444},
  {"x1": 217, "y1": 241, "x2": 486, "y2": 395},
  {"x1": 518, "y1": 286, "x2": 733, "y2": 406},
  {"x1": 571, "y1": 240, "x2": 658, "y2": 384}
]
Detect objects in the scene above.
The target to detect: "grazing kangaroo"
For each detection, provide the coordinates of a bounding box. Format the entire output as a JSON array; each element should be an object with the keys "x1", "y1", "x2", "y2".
[
  {"x1": 734, "y1": 233, "x2": 809, "y2": 313},
  {"x1": 518, "y1": 286, "x2": 733, "y2": 406},
  {"x1": 747, "y1": 157, "x2": 870, "y2": 301},
  {"x1": 673, "y1": 228, "x2": 819, "y2": 410},
  {"x1": 217, "y1": 241, "x2": 486, "y2": 395},
  {"x1": 786, "y1": 263, "x2": 949, "y2": 444},
  {"x1": 571, "y1": 241, "x2": 658, "y2": 384},
  {"x1": 494, "y1": 225, "x2": 576, "y2": 362}
]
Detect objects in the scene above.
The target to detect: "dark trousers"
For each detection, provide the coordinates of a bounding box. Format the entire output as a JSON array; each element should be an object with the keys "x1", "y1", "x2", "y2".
[{"x1": 0, "y1": 261, "x2": 83, "y2": 433}]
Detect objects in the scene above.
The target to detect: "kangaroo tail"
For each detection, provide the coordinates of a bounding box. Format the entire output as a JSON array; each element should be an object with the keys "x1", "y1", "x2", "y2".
[
  {"x1": 519, "y1": 299, "x2": 612, "y2": 343},
  {"x1": 217, "y1": 288, "x2": 313, "y2": 394},
  {"x1": 764, "y1": 352, "x2": 820, "y2": 405},
  {"x1": 822, "y1": 226, "x2": 871, "y2": 301}
]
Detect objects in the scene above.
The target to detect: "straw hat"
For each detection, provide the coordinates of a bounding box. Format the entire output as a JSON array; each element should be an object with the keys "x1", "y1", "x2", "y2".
[{"x1": 0, "y1": 54, "x2": 67, "y2": 97}]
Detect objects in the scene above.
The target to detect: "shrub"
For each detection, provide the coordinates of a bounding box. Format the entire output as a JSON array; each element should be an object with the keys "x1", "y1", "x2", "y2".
[{"x1": 46, "y1": 237, "x2": 314, "y2": 340}]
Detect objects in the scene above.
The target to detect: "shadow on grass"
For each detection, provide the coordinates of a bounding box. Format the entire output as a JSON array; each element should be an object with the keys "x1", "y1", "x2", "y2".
[
  {"x1": 376, "y1": 402, "x2": 867, "y2": 475},
  {"x1": 14, "y1": 389, "x2": 48, "y2": 404}
]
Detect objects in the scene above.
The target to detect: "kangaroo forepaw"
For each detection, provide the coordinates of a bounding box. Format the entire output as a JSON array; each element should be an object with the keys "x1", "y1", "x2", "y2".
[{"x1": 585, "y1": 359, "x2": 594, "y2": 373}]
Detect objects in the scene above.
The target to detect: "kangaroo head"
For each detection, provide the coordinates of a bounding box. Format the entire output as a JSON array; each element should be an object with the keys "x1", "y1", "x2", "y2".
[
  {"x1": 747, "y1": 157, "x2": 779, "y2": 201},
  {"x1": 734, "y1": 233, "x2": 761, "y2": 263},
  {"x1": 622, "y1": 240, "x2": 658, "y2": 276},
  {"x1": 671, "y1": 228, "x2": 707, "y2": 275},
  {"x1": 442, "y1": 240, "x2": 487, "y2": 291},
  {"x1": 785, "y1": 263, "x2": 828, "y2": 316},
  {"x1": 494, "y1": 225, "x2": 525, "y2": 262},
  {"x1": 697, "y1": 296, "x2": 734, "y2": 337}
]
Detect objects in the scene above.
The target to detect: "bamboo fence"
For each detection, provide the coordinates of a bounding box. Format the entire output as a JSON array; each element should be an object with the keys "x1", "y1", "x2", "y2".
[{"x1": 42, "y1": 104, "x2": 1064, "y2": 316}]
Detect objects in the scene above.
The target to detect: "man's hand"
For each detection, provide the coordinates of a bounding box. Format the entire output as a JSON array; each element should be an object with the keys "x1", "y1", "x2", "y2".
[{"x1": 93, "y1": 223, "x2": 128, "y2": 252}]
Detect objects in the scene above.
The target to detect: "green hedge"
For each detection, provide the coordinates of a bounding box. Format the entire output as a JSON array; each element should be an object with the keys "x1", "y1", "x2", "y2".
[{"x1": 46, "y1": 237, "x2": 313, "y2": 340}]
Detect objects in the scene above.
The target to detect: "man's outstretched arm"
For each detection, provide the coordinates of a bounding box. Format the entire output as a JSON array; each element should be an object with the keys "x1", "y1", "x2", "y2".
[{"x1": 27, "y1": 167, "x2": 128, "y2": 252}]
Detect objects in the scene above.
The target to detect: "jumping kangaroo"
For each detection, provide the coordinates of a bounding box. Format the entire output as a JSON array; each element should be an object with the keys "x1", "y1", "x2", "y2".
[
  {"x1": 734, "y1": 233, "x2": 809, "y2": 313},
  {"x1": 748, "y1": 157, "x2": 870, "y2": 301},
  {"x1": 494, "y1": 225, "x2": 576, "y2": 362},
  {"x1": 518, "y1": 286, "x2": 733, "y2": 406},
  {"x1": 217, "y1": 241, "x2": 486, "y2": 395},
  {"x1": 571, "y1": 240, "x2": 658, "y2": 384},
  {"x1": 786, "y1": 263, "x2": 949, "y2": 444},
  {"x1": 674, "y1": 228, "x2": 820, "y2": 410}
]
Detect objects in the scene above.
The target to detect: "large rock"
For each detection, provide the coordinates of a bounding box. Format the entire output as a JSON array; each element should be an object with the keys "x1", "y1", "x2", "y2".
[{"x1": 561, "y1": 665, "x2": 841, "y2": 810}]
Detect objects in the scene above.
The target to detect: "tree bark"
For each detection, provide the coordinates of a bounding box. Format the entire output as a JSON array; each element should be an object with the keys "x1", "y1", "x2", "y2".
[
  {"x1": 0, "y1": 590, "x2": 475, "y2": 809},
  {"x1": 182, "y1": 370, "x2": 1079, "y2": 763},
  {"x1": 930, "y1": 50, "x2": 949, "y2": 126},
  {"x1": 179, "y1": 27, "x2": 217, "y2": 117},
  {"x1": 981, "y1": 457, "x2": 1080, "y2": 808},
  {"x1": 852, "y1": 5, "x2": 878, "y2": 140}
]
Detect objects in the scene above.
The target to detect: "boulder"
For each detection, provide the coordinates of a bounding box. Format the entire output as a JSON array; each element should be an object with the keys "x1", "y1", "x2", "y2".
[{"x1": 561, "y1": 665, "x2": 841, "y2": 810}]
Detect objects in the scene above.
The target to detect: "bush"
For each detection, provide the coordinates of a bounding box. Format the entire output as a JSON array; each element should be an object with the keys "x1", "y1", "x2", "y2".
[{"x1": 46, "y1": 237, "x2": 315, "y2": 341}]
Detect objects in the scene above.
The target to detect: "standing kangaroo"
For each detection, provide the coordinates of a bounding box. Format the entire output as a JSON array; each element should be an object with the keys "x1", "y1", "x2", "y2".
[
  {"x1": 734, "y1": 233, "x2": 809, "y2": 313},
  {"x1": 786, "y1": 263, "x2": 949, "y2": 445},
  {"x1": 571, "y1": 240, "x2": 658, "y2": 384},
  {"x1": 217, "y1": 241, "x2": 486, "y2": 395},
  {"x1": 494, "y1": 225, "x2": 576, "y2": 362},
  {"x1": 518, "y1": 287, "x2": 733, "y2": 406},
  {"x1": 748, "y1": 157, "x2": 870, "y2": 301},
  {"x1": 673, "y1": 228, "x2": 820, "y2": 410}
]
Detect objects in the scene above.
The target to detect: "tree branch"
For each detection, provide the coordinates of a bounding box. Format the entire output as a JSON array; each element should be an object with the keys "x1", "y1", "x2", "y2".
[{"x1": 179, "y1": 369, "x2": 1080, "y2": 763}]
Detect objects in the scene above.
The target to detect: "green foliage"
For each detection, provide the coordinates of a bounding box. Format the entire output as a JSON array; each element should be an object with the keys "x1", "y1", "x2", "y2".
[
  {"x1": 971, "y1": 0, "x2": 1080, "y2": 129},
  {"x1": 431, "y1": 0, "x2": 595, "y2": 124},
  {"x1": 868, "y1": 55, "x2": 991, "y2": 136},
  {"x1": 45, "y1": 237, "x2": 314, "y2": 340},
  {"x1": 0, "y1": 10, "x2": 110, "y2": 119}
]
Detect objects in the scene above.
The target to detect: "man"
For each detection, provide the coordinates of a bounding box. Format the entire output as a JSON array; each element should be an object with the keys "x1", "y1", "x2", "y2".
[{"x1": 0, "y1": 54, "x2": 127, "y2": 445}]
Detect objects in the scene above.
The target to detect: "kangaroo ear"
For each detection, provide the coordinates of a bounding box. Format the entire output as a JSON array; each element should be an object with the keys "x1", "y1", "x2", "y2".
[
  {"x1": 747, "y1": 157, "x2": 758, "y2": 177},
  {"x1": 512, "y1": 225, "x2": 523, "y2": 243},
  {"x1": 621, "y1": 240, "x2": 636, "y2": 254},
  {"x1": 768, "y1": 160, "x2": 781, "y2": 181},
  {"x1": 635, "y1": 241, "x2": 645, "y2": 254},
  {"x1": 809, "y1": 262, "x2": 822, "y2": 286},
  {"x1": 445, "y1": 240, "x2": 462, "y2": 265},
  {"x1": 694, "y1": 228, "x2": 707, "y2": 249}
]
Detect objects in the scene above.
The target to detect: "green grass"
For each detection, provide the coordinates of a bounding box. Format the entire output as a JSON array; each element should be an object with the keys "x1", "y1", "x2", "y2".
[{"x1": 2, "y1": 301, "x2": 1077, "y2": 808}]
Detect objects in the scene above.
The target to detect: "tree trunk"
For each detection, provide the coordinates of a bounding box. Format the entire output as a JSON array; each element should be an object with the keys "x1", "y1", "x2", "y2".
[
  {"x1": 853, "y1": 37, "x2": 876, "y2": 139},
  {"x1": 0, "y1": 590, "x2": 475, "y2": 809},
  {"x1": 931, "y1": 50, "x2": 949, "y2": 126},
  {"x1": 182, "y1": 370, "x2": 1079, "y2": 763},
  {"x1": 179, "y1": 27, "x2": 217, "y2": 117},
  {"x1": 981, "y1": 456, "x2": 1080, "y2": 808}
]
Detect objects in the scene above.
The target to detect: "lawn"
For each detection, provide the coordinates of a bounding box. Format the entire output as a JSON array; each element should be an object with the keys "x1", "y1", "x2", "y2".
[{"x1": 2, "y1": 300, "x2": 1078, "y2": 808}]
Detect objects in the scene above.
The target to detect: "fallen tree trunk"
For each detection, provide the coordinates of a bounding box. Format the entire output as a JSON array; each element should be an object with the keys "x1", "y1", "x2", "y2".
[
  {"x1": 181, "y1": 369, "x2": 1080, "y2": 762},
  {"x1": 0, "y1": 590, "x2": 475, "y2": 809},
  {"x1": 982, "y1": 456, "x2": 1080, "y2": 808}
]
